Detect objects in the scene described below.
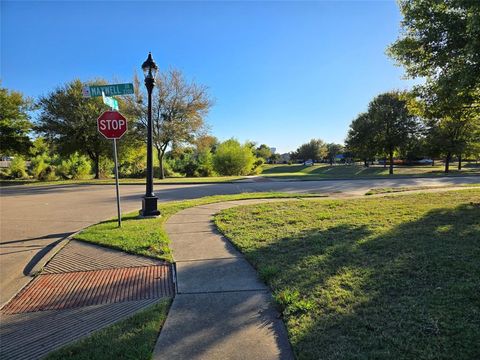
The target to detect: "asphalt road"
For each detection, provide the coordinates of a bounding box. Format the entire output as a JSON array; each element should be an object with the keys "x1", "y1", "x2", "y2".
[{"x1": 1, "y1": 176, "x2": 479, "y2": 306}]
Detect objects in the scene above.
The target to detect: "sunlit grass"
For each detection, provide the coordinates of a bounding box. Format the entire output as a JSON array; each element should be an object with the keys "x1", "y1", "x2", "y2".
[
  {"x1": 261, "y1": 163, "x2": 480, "y2": 179},
  {"x1": 215, "y1": 189, "x2": 480, "y2": 359}
]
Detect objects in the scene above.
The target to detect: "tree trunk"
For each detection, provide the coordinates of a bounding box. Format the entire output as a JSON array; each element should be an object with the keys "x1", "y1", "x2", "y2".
[
  {"x1": 432, "y1": 159, "x2": 435, "y2": 166},
  {"x1": 157, "y1": 149, "x2": 165, "y2": 180},
  {"x1": 445, "y1": 153, "x2": 451, "y2": 173},
  {"x1": 364, "y1": 159, "x2": 368, "y2": 167},
  {"x1": 458, "y1": 154, "x2": 462, "y2": 170},
  {"x1": 389, "y1": 149, "x2": 394, "y2": 175}
]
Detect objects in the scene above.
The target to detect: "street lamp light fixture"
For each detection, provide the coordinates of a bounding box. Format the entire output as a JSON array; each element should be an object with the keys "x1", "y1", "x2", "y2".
[{"x1": 140, "y1": 52, "x2": 160, "y2": 217}]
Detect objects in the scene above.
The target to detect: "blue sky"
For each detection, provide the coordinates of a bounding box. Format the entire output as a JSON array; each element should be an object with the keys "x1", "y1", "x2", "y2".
[{"x1": 2, "y1": 1, "x2": 415, "y2": 153}]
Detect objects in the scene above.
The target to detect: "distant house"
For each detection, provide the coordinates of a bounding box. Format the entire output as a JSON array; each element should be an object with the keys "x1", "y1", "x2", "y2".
[{"x1": 280, "y1": 153, "x2": 291, "y2": 163}]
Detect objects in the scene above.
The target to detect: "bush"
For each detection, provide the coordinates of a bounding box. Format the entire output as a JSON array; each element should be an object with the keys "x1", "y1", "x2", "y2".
[
  {"x1": 29, "y1": 153, "x2": 58, "y2": 180},
  {"x1": 8, "y1": 156, "x2": 28, "y2": 179},
  {"x1": 196, "y1": 150, "x2": 216, "y2": 177},
  {"x1": 213, "y1": 139, "x2": 256, "y2": 176},
  {"x1": 57, "y1": 152, "x2": 92, "y2": 179},
  {"x1": 98, "y1": 157, "x2": 114, "y2": 178}
]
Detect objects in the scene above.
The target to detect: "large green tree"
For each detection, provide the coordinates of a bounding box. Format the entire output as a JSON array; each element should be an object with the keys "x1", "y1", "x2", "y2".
[
  {"x1": 36, "y1": 80, "x2": 112, "y2": 179},
  {"x1": 126, "y1": 70, "x2": 212, "y2": 179},
  {"x1": 388, "y1": 0, "x2": 480, "y2": 112},
  {"x1": 345, "y1": 113, "x2": 378, "y2": 167},
  {"x1": 368, "y1": 92, "x2": 420, "y2": 174},
  {"x1": 0, "y1": 87, "x2": 32, "y2": 156},
  {"x1": 293, "y1": 139, "x2": 327, "y2": 164},
  {"x1": 326, "y1": 143, "x2": 344, "y2": 165},
  {"x1": 388, "y1": 0, "x2": 480, "y2": 172}
]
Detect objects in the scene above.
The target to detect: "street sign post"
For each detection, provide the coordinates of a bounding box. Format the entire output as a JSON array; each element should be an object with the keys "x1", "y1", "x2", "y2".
[
  {"x1": 83, "y1": 83, "x2": 134, "y2": 98},
  {"x1": 97, "y1": 111, "x2": 128, "y2": 227}
]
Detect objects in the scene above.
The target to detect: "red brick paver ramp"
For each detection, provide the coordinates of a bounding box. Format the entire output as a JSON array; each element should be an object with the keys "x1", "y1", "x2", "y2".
[
  {"x1": 2, "y1": 265, "x2": 173, "y2": 314},
  {"x1": 0, "y1": 240, "x2": 174, "y2": 360}
]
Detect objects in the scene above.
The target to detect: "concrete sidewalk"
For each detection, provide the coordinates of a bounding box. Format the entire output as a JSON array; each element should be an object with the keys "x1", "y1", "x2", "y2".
[{"x1": 153, "y1": 199, "x2": 296, "y2": 360}]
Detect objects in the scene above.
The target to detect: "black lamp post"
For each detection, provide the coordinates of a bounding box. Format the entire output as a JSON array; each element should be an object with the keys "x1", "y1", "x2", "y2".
[{"x1": 140, "y1": 52, "x2": 160, "y2": 217}]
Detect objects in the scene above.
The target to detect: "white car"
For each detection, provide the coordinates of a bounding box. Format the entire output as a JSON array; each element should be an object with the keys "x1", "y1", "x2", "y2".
[
  {"x1": 303, "y1": 160, "x2": 314, "y2": 166},
  {"x1": 418, "y1": 158, "x2": 433, "y2": 164}
]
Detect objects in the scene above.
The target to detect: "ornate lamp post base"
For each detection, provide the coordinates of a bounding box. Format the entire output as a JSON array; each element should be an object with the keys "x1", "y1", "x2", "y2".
[{"x1": 140, "y1": 196, "x2": 160, "y2": 217}]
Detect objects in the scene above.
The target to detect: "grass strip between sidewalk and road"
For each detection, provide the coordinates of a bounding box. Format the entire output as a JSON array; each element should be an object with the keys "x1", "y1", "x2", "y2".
[
  {"x1": 364, "y1": 183, "x2": 480, "y2": 195},
  {"x1": 44, "y1": 299, "x2": 171, "y2": 360},
  {"x1": 74, "y1": 192, "x2": 323, "y2": 262},
  {"x1": 214, "y1": 188, "x2": 480, "y2": 360}
]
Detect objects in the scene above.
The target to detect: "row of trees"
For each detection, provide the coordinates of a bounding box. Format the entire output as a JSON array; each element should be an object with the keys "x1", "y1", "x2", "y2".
[
  {"x1": 290, "y1": 139, "x2": 344, "y2": 165},
  {"x1": 1, "y1": 76, "x2": 274, "y2": 180},
  {"x1": 1, "y1": 69, "x2": 260, "y2": 179}
]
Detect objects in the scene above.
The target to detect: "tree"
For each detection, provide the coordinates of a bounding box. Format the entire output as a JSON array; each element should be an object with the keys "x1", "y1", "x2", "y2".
[
  {"x1": 293, "y1": 139, "x2": 327, "y2": 164},
  {"x1": 345, "y1": 113, "x2": 377, "y2": 167},
  {"x1": 126, "y1": 70, "x2": 213, "y2": 179},
  {"x1": 0, "y1": 86, "x2": 32, "y2": 156},
  {"x1": 388, "y1": 0, "x2": 480, "y2": 172},
  {"x1": 326, "y1": 143, "x2": 344, "y2": 165},
  {"x1": 368, "y1": 92, "x2": 420, "y2": 174},
  {"x1": 36, "y1": 79, "x2": 113, "y2": 179},
  {"x1": 213, "y1": 139, "x2": 256, "y2": 176},
  {"x1": 388, "y1": 0, "x2": 480, "y2": 112},
  {"x1": 255, "y1": 144, "x2": 272, "y2": 162}
]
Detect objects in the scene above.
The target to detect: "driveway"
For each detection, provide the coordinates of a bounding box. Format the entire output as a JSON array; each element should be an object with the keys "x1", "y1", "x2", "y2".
[{"x1": 1, "y1": 176, "x2": 478, "y2": 306}]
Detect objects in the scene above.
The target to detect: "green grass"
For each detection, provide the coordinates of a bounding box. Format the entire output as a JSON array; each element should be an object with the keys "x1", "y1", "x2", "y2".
[
  {"x1": 261, "y1": 163, "x2": 480, "y2": 180},
  {"x1": 214, "y1": 189, "x2": 480, "y2": 360},
  {"x1": 45, "y1": 299, "x2": 171, "y2": 360},
  {"x1": 0, "y1": 175, "x2": 244, "y2": 187},
  {"x1": 75, "y1": 192, "x2": 323, "y2": 261},
  {"x1": 365, "y1": 184, "x2": 480, "y2": 195}
]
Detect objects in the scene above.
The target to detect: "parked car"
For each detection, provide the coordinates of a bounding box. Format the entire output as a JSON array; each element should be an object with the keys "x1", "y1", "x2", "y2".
[
  {"x1": 303, "y1": 160, "x2": 314, "y2": 166},
  {"x1": 417, "y1": 158, "x2": 433, "y2": 165}
]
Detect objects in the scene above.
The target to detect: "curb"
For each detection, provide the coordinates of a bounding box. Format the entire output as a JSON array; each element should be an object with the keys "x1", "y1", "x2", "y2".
[{"x1": 27, "y1": 233, "x2": 78, "y2": 276}]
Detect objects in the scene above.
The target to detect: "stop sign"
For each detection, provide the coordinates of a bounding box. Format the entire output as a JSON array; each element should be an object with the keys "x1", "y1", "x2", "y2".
[{"x1": 97, "y1": 111, "x2": 128, "y2": 139}]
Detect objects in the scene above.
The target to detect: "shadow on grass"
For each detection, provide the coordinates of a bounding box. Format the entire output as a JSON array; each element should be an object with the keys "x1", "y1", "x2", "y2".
[{"x1": 236, "y1": 203, "x2": 480, "y2": 359}]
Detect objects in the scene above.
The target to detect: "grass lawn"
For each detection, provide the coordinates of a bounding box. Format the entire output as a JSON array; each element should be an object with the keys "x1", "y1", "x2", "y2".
[
  {"x1": 0, "y1": 175, "x2": 244, "y2": 187},
  {"x1": 75, "y1": 192, "x2": 322, "y2": 261},
  {"x1": 45, "y1": 299, "x2": 171, "y2": 360},
  {"x1": 214, "y1": 189, "x2": 480, "y2": 360},
  {"x1": 261, "y1": 162, "x2": 480, "y2": 180}
]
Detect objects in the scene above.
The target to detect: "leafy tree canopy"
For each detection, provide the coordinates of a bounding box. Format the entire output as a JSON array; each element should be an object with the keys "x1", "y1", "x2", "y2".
[{"x1": 0, "y1": 86, "x2": 33, "y2": 156}]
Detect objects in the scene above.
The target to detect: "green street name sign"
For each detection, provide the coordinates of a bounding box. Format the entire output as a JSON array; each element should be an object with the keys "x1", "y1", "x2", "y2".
[
  {"x1": 83, "y1": 83, "x2": 134, "y2": 98},
  {"x1": 102, "y1": 91, "x2": 119, "y2": 110}
]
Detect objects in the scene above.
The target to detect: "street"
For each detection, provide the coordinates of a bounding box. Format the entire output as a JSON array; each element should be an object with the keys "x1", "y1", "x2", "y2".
[{"x1": 1, "y1": 176, "x2": 478, "y2": 306}]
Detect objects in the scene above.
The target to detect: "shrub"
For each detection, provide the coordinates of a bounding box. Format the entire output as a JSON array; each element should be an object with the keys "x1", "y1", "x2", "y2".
[
  {"x1": 57, "y1": 153, "x2": 92, "y2": 179},
  {"x1": 8, "y1": 156, "x2": 28, "y2": 179},
  {"x1": 196, "y1": 150, "x2": 216, "y2": 177},
  {"x1": 213, "y1": 139, "x2": 256, "y2": 176},
  {"x1": 98, "y1": 156, "x2": 113, "y2": 178},
  {"x1": 29, "y1": 153, "x2": 56, "y2": 180}
]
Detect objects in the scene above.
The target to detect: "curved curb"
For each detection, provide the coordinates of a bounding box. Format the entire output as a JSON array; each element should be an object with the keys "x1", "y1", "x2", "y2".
[{"x1": 27, "y1": 232, "x2": 77, "y2": 276}]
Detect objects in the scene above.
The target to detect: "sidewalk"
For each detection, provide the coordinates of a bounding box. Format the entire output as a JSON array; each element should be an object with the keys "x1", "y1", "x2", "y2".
[{"x1": 153, "y1": 199, "x2": 296, "y2": 360}]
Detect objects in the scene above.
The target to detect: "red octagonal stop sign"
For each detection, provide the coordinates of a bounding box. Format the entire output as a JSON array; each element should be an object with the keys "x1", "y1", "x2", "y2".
[{"x1": 97, "y1": 111, "x2": 128, "y2": 139}]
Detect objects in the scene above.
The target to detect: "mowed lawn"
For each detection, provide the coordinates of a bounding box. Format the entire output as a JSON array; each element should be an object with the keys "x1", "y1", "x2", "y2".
[
  {"x1": 214, "y1": 189, "x2": 480, "y2": 360},
  {"x1": 261, "y1": 162, "x2": 480, "y2": 179}
]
